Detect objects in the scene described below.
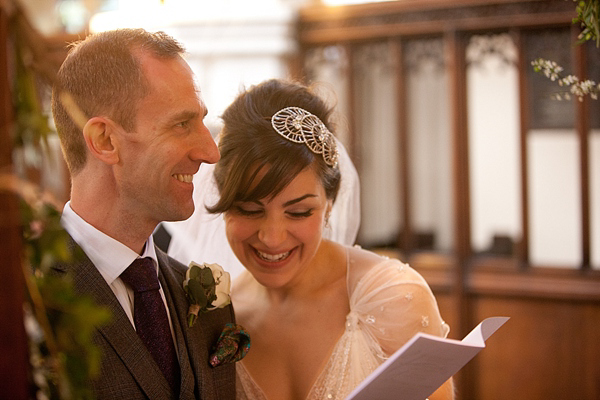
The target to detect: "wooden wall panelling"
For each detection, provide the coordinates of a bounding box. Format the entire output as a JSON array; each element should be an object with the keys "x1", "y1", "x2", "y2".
[
  {"x1": 515, "y1": 28, "x2": 531, "y2": 266},
  {"x1": 471, "y1": 295, "x2": 600, "y2": 400},
  {"x1": 0, "y1": 5, "x2": 28, "y2": 399},
  {"x1": 446, "y1": 27, "x2": 471, "y2": 335},
  {"x1": 573, "y1": 25, "x2": 591, "y2": 269},
  {"x1": 298, "y1": 0, "x2": 575, "y2": 45},
  {"x1": 345, "y1": 43, "x2": 359, "y2": 166},
  {"x1": 393, "y1": 39, "x2": 414, "y2": 253}
]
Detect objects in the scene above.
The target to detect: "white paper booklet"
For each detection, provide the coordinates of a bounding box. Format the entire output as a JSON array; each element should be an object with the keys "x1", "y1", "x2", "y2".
[{"x1": 346, "y1": 316, "x2": 510, "y2": 400}]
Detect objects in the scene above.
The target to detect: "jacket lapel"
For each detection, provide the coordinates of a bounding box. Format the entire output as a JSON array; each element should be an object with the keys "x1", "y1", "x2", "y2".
[
  {"x1": 156, "y1": 249, "x2": 209, "y2": 399},
  {"x1": 158, "y1": 252, "x2": 195, "y2": 399},
  {"x1": 156, "y1": 248, "x2": 238, "y2": 400},
  {"x1": 58, "y1": 244, "x2": 172, "y2": 399}
]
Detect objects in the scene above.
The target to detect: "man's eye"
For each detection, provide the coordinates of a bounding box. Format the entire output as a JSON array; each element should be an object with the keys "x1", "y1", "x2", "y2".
[{"x1": 176, "y1": 121, "x2": 190, "y2": 129}]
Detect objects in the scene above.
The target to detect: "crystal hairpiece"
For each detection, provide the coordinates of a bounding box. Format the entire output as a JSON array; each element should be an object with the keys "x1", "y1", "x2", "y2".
[{"x1": 271, "y1": 106, "x2": 339, "y2": 168}]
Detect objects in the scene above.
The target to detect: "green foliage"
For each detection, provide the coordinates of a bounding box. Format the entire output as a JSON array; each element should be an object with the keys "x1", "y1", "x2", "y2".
[
  {"x1": 8, "y1": 11, "x2": 112, "y2": 400},
  {"x1": 532, "y1": 0, "x2": 600, "y2": 100},
  {"x1": 11, "y1": 32, "x2": 54, "y2": 162},
  {"x1": 573, "y1": 0, "x2": 600, "y2": 47},
  {"x1": 21, "y1": 202, "x2": 72, "y2": 272},
  {"x1": 184, "y1": 265, "x2": 217, "y2": 309},
  {"x1": 21, "y1": 197, "x2": 112, "y2": 400}
]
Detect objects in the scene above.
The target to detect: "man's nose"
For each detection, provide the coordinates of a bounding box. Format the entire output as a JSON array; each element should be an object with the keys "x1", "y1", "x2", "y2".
[{"x1": 190, "y1": 123, "x2": 220, "y2": 164}]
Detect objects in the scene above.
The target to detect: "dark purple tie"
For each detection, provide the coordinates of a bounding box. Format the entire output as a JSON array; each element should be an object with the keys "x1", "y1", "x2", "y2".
[{"x1": 120, "y1": 257, "x2": 180, "y2": 394}]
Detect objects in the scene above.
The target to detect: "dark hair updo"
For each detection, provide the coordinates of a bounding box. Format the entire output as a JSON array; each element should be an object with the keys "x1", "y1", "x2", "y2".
[{"x1": 207, "y1": 79, "x2": 341, "y2": 214}]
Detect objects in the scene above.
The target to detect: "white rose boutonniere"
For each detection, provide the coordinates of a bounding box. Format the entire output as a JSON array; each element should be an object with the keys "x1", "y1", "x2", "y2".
[{"x1": 183, "y1": 262, "x2": 231, "y2": 328}]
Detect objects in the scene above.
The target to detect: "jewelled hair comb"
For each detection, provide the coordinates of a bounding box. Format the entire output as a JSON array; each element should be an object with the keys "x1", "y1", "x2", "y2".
[{"x1": 271, "y1": 106, "x2": 339, "y2": 168}]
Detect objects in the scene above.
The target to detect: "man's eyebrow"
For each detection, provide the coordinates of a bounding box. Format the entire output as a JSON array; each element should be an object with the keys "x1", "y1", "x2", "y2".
[
  {"x1": 196, "y1": 90, "x2": 209, "y2": 117},
  {"x1": 283, "y1": 194, "x2": 317, "y2": 207},
  {"x1": 169, "y1": 110, "x2": 199, "y2": 123}
]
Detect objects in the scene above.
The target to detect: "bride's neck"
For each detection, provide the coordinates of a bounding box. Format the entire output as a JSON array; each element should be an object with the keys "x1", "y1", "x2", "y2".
[{"x1": 261, "y1": 240, "x2": 347, "y2": 304}]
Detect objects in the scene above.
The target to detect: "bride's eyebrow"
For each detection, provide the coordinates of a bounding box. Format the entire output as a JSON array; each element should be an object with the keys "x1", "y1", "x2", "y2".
[{"x1": 283, "y1": 194, "x2": 317, "y2": 207}]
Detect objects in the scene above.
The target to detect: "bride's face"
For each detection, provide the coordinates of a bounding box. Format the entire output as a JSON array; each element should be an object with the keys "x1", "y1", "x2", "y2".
[{"x1": 224, "y1": 167, "x2": 331, "y2": 288}]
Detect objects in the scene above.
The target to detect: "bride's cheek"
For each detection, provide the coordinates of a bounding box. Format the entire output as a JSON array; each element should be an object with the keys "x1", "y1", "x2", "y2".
[{"x1": 226, "y1": 219, "x2": 254, "y2": 242}]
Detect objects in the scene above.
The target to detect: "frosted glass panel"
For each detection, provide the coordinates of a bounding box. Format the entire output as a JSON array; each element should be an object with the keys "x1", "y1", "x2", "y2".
[
  {"x1": 528, "y1": 131, "x2": 581, "y2": 266},
  {"x1": 405, "y1": 38, "x2": 453, "y2": 252},
  {"x1": 353, "y1": 43, "x2": 401, "y2": 246},
  {"x1": 467, "y1": 33, "x2": 521, "y2": 256},
  {"x1": 304, "y1": 46, "x2": 352, "y2": 146}
]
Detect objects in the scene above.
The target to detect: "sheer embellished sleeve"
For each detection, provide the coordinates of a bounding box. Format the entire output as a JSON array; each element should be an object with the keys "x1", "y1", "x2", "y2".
[
  {"x1": 309, "y1": 252, "x2": 450, "y2": 400},
  {"x1": 347, "y1": 256, "x2": 450, "y2": 357}
]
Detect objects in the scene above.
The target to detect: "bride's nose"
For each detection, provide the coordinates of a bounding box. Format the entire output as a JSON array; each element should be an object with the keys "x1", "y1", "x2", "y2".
[{"x1": 257, "y1": 217, "x2": 287, "y2": 248}]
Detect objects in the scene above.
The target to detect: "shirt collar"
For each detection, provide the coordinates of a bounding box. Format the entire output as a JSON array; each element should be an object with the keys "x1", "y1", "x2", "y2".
[{"x1": 60, "y1": 201, "x2": 159, "y2": 285}]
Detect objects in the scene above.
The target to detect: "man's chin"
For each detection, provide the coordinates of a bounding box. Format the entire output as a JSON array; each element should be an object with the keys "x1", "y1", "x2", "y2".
[{"x1": 161, "y1": 204, "x2": 195, "y2": 223}]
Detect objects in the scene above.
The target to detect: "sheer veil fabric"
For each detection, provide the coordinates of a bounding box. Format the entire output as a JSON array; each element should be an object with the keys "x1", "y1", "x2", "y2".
[{"x1": 162, "y1": 137, "x2": 361, "y2": 281}]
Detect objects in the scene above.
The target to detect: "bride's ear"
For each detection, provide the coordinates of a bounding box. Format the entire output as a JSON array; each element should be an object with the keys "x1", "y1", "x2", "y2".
[
  {"x1": 325, "y1": 201, "x2": 333, "y2": 225},
  {"x1": 82, "y1": 117, "x2": 120, "y2": 165}
]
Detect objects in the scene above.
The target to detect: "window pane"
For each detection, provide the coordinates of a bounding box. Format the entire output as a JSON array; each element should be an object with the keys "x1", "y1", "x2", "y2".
[
  {"x1": 525, "y1": 28, "x2": 581, "y2": 267},
  {"x1": 353, "y1": 43, "x2": 401, "y2": 247},
  {"x1": 467, "y1": 33, "x2": 522, "y2": 257},
  {"x1": 527, "y1": 27, "x2": 574, "y2": 129},
  {"x1": 405, "y1": 38, "x2": 454, "y2": 252},
  {"x1": 304, "y1": 46, "x2": 352, "y2": 145}
]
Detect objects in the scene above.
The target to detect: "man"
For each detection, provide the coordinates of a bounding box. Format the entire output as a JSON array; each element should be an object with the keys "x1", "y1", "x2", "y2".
[{"x1": 51, "y1": 28, "x2": 235, "y2": 399}]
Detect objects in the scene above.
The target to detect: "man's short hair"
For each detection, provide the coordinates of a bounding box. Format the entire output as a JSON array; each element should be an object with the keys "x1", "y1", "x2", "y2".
[{"x1": 51, "y1": 28, "x2": 185, "y2": 174}]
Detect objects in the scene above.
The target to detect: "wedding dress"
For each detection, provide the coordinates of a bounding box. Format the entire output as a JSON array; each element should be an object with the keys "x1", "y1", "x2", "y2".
[
  {"x1": 235, "y1": 248, "x2": 450, "y2": 400},
  {"x1": 163, "y1": 138, "x2": 449, "y2": 399}
]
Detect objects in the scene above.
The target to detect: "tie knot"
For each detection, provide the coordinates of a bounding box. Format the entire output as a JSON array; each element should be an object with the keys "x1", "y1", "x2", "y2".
[{"x1": 121, "y1": 257, "x2": 160, "y2": 292}]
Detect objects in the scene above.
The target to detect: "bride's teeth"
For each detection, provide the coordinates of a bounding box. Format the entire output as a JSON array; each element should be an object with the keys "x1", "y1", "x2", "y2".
[
  {"x1": 256, "y1": 250, "x2": 290, "y2": 262},
  {"x1": 174, "y1": 174, "x2": 193, "y2": 183}
]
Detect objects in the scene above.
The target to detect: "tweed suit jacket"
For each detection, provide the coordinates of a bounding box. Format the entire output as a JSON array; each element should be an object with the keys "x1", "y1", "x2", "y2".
[{"x1": 52, "y1": 239, "x2": 236, "y2": 400}]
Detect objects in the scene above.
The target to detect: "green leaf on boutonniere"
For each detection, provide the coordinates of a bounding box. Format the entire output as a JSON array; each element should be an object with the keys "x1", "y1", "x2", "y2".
[{"x1": 184, "y1": 262, "x2": 231, "y2": 328}]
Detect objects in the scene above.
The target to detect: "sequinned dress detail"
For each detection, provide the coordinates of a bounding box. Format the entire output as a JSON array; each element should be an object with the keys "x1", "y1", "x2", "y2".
[{"x1": 236, "y1": 248, "x2": 450, "y2": 400}]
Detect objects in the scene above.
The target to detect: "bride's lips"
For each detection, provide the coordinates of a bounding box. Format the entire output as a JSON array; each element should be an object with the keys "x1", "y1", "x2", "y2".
[{"x1": 252, "y1": 247, "x2": 295, "y2": 267}]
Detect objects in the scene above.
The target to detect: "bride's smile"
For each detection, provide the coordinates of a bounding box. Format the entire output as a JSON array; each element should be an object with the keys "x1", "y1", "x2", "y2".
[
  {"x1": 254, "y1": 248, "x2": 293, "y2": 262},
  {"x1": 224, "y1": 167, "x2": 332, "y2": 288}
]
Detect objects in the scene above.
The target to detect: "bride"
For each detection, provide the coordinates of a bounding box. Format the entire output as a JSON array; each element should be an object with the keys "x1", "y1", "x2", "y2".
[{"x1": 164, "y1": 79, "x2": 454, "y2": 400}]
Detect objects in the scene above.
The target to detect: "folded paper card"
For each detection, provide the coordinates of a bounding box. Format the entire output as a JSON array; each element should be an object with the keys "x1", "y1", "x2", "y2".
[{"x1": 346, "y1": 316, "x2": 510, "y2": 400}]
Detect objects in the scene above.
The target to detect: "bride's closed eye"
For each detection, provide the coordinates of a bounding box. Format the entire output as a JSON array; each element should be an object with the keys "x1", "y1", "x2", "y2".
[
  {"x1": 286, "y1": 209, "x2": 314, "y2": 219},
  {"x1": 233, "y1": 205, "x2": 263, "y2": 217}
]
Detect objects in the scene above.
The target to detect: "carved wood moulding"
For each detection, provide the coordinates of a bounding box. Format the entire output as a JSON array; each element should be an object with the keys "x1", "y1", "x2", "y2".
[{"x1": 298, "y1": 0, "x2": 575, "y2": 45}]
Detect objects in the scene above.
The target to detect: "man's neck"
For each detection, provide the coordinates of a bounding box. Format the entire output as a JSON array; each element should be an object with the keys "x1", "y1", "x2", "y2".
[{"x1": 69, "y1": 197, "x2": 154, "y2": 255}]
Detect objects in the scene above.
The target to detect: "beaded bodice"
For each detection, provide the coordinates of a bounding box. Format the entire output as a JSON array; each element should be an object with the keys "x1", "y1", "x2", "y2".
[{"x1": 236, "y1": 248, "x2": 449, "y2": 400}]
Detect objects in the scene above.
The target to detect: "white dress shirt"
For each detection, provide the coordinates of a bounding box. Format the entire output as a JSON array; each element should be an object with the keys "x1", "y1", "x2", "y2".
[{"x1": 61, "y1": 201, "x2": 177, "y2": 345}]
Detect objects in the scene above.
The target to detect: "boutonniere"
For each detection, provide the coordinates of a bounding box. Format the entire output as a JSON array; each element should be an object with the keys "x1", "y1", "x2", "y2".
[{"x1": 183, "y1": 262, "x2": 231, "y2": 328}]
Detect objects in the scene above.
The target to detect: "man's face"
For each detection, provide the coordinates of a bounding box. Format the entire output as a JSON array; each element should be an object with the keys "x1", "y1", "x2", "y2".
[{"x1": 114, "y1": 52, "x2": 220, "y2": 227}]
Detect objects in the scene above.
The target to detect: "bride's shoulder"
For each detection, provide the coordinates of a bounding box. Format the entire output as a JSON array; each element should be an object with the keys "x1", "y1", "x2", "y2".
[
  {"x1": 346, "y1": 245, "x2": 388, "y2": 282},
  {"x1": 346, "y1": 244, "x2": 386, "y2": 267},
  {"x1": 346, "y1": 244, "x2": 406, "y2": 270},
  {"x1": 346, "y1": 245, "x2": 416, "y2": 289}
]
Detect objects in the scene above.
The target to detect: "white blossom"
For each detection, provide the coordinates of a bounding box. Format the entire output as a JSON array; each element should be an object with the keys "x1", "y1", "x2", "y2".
[{"x1": 532, "y1": 58, "x2": 599, "y2": 101}]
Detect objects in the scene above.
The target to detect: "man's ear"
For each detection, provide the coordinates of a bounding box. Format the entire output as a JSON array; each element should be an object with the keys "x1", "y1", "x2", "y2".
[{"x1": 82, "y1": 117, "x2": 120, "y2": 165}]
